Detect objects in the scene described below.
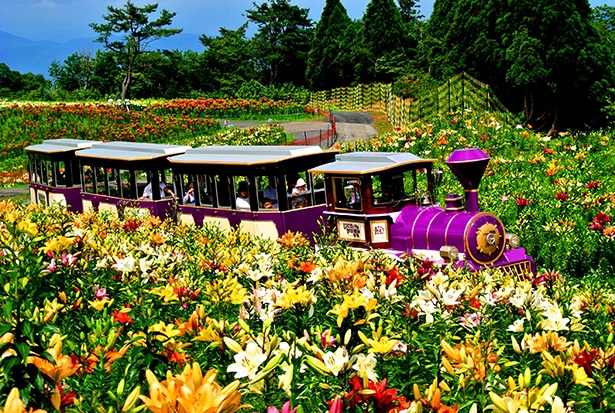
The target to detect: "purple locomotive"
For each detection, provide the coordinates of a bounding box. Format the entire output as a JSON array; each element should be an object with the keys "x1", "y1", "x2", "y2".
[
  {"x1": 309, "y1": 148, "x2": 535, "y2": 274},
  {"x1": 25, "y1": 140, "x2": 534, "y2": 274}
]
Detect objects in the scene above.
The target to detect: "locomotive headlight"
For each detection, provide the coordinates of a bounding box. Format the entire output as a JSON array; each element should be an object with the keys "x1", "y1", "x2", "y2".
[
  {"x1": 506, "y1": 233, "x2": 520, "y2": 249},
  {"x1": 440, "y1": 245, "x2": 459, "y2": 262}
]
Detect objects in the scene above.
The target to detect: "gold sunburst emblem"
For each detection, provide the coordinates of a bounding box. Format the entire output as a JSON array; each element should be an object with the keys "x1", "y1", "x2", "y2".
[{"x1": 475, "y1": 223, "x2": 501, "y2": 255}]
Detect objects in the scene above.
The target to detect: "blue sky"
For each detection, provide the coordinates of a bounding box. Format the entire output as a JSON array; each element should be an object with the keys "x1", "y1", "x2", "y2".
[
  {"x1": 0, "y1": 0, "x2": 610, "y2": 42},
  {"x1": 2, "y1": 0, "x2": 432, "y2": 41}
]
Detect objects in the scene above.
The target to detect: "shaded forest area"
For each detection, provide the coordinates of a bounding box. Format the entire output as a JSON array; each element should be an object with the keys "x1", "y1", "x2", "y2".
[{"x1": 1, "y1": 0, "x2": 615, "y2": 133}]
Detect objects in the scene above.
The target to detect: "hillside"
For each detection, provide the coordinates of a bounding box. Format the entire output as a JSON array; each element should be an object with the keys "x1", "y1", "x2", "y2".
[{"x1": 0, "y1": 30, "x2": 203, "y2": 76}]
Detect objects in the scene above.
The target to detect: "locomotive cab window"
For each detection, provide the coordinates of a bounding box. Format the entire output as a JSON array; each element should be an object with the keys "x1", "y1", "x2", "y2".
[{"x1": 333, "y1": 177, "x2": 363, "y2": 211}]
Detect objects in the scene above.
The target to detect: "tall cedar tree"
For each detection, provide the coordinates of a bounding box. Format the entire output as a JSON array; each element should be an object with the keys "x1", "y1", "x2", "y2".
[
  {"x1": 428, "y1": 0, "x2": 615, "y2": 132},
  {"x1": 305, "y1": 0, "x2": 355, "y2": 91},
  {"x1": 398, "y1": 0, "x2": 423, "y2": 24},
  {"x1": 89, "y1": 1, "x2": 181, "y2": 100},
  {"x1": 361, "y1": 0, "x2": 413, "y2": 84},
  {"x1": 246, "y1": 0, "x2": 313, "y2": 86},
  {"x1": 200, "y1": 24, "x2": 257, "y2": 95}
]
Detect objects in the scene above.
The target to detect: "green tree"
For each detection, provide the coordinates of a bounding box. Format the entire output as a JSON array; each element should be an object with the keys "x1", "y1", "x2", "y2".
[
  {"x1": 246, "y1": 0, "x2": 313, "y2": 86},
  {"x1": 133, "y1": 50, "x2": 204, "y2": 98},
  {"x1": 48, "y1": 52, "x2": 94, "y2": 92},
  {"x1": 360, "y1": 0, "x2": 413, "y2": 84},
  {"x1": 200, "y1": 24, "x2": 256, "y2": 95},
  {"x1": 89, "y1": 0, "x2": 182, "y2": 99},
  {"x1": 90, "y1": 50, "x2": 122, "y2": 99},
  {"x1": 427, "y1": 0, "x2": 615, "y2": 131},
  {"x1": 305, "y1": 0, "x2": 356, "y2": 91},
  {"x1": 398, "y1": 0, "x2": 423, "y2": 24}
]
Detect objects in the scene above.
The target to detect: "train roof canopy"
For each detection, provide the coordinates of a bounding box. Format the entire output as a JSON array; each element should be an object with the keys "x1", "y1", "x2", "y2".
[
  {"x1": 26, "y1": 139, "x2": 100, "y2": 154},
  {"x1": 309, "y1": 152, "x2": 437, "y2": 175},
  {"x1": 76, "y1": 142, "x2": 190, "y2": 162},
  {"x1": 168, "y1": 145, "x2": 333, "y2": 166}
]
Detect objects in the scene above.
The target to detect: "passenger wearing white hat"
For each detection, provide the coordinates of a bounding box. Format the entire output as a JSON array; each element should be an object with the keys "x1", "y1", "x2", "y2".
[{"x1": 291, "y1": 178, "x2": 309, "y2": 208}]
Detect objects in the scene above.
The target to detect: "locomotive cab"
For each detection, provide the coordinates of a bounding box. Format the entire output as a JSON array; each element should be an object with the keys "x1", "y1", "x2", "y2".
[{"x1": 309, "y1": 152, "x2": 438, "y2": 249}]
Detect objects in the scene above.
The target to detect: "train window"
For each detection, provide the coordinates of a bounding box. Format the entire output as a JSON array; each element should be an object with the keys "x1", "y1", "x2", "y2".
[
  {"x1": 46, "y1": 160, "x2": 54, "y2": 186},
  {"x1": 287, "y1": 172, "x2": 311, "y2": 209},
  {"x1": 332, "y1": 177, "x2": 362, "y2": 211},
  {"x1": 135, "y1": 170, "x2": 149, "y2": 198},
  {"x1": 234, "y1": 176, "x2": 251, "y2": 210},
  {"x1": 118, "y1": 170, "x2": 135, "y2": 199},
  {"x1": 259, "y1": 175, "x2": 278, "y2": 210},
  {"x1": 372, "y1": 173, "x2": 407, "y2": 205},
  {"x1": 214, "y1": 175, "x2": 232, "y2": 208},
  {"x1": 83, "y1": 165, "x2": 95, "y2": 194},
  {"x1": 55, "y1": 161, "x2": 67, "y2": 187},
  {"x1": 195, "y1": 174, "x2": 212, "y2": 206},
  {"x1": 108, "y1": 168, "x2": 119, "y2": 197}
]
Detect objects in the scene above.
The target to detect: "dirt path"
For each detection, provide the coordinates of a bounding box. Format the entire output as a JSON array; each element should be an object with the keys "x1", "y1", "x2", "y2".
[{"x1": 233, "y1": 111, "x2": 377, "y2": 145}]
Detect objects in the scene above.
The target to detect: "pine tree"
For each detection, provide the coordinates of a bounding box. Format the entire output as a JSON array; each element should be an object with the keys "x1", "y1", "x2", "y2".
[
  {"x1": 361, "y1": 0, "x2": 413, "y2": 84},
  {"x1": 305, "y1": 0, "x2": 354, "y2": 91}
]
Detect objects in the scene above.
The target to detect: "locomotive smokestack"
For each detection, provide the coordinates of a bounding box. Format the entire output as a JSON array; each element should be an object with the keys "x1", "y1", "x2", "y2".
[{"x1": 446, "y1": 148, "x2": 490, "y2": 212}]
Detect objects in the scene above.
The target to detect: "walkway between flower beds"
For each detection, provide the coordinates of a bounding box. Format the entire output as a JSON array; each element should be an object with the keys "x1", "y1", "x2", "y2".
[{"x1": 231, "y1": 111, "x2": 377, "y2": 147}]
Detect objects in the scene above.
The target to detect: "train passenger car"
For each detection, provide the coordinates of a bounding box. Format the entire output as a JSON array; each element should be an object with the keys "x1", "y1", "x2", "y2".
[
  {"x1": 309, "y1": 148, "x2": 535, "y2": 274},
  {"x1": 26, "y1": 138, "x2": 100, "y2": 212},
  {"x1": 168, "y1": 145, "x2": 337, "y2": 241},
  {"x1": 74, "y1": 141, "x2": 190, "y2": 218}
]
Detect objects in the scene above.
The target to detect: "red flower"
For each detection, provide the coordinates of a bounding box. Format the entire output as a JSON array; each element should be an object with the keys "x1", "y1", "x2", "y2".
[
  {"x1": 386, "y1": 267, "x2": 403, "y2": 286},
  {"x1": 574, "y1": 349, "x2": 598, "y2": 376},
  {"x1": 594, "y1": 212, "x2": 610, "y2": 224},
  {"x1": 516, "y1": 197, "x2": 532, "y2": 206},
  {"x1": 585, "y1": 181, "x2": 601, "y2": 189},
  {"x1": 555, "y1": 192, "x2": 569, "y2": 201},
  {"x1": 111, "y1": 309, "x2": 134, "y2": 324},
  {"x1": 57, "y1": 383, "x2": 77, "y2": 413}
]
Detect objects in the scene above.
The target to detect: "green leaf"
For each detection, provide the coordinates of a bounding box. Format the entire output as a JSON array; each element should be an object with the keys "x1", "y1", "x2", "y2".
[{"x1": 15, "y1": 341, "x2": 30, "y2": 361}]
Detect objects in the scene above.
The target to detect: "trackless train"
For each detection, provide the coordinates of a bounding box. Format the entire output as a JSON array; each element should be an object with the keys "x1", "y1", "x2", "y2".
[{"x1": 26, "y1": 139, "x2": 535, "y2": 274}]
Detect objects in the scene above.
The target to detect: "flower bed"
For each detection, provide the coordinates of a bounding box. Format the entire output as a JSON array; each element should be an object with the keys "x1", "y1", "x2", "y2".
[
  {"x1": 339, "y1": 112, "x2": 615, "y2": 278},
  {"x1": 0, "y1": 202, "x2": 613, "y2": 412}
]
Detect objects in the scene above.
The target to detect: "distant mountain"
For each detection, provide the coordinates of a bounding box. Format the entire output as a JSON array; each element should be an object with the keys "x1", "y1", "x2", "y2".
[{"x1": 0, "y1": 31, "x2": 203, "y2": 77}]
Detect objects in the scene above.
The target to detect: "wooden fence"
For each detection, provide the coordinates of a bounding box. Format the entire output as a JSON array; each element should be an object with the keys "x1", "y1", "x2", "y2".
[{"x1": 308, "y1": 73, "x2": 510, "y2": 129}]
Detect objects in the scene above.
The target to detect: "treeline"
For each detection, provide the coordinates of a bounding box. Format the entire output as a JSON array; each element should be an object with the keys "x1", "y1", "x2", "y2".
[{"x1": 2, "y1": 0, "x2": 615, "y2": 132}]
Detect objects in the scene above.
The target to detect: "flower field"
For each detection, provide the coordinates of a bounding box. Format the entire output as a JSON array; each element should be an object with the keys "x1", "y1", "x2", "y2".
[
  {"x1": 0, "y1": 99, "x2": 300, "y2": 183},
  {"x1": 0, "y1": 201, "x2": 614, "y2": 413},
  {"x1": 0, "y1": 101, "x2": 614, "y2": 412},
  {"x1": 341, "y1": 113, "x2": 615, "y2": 278}
]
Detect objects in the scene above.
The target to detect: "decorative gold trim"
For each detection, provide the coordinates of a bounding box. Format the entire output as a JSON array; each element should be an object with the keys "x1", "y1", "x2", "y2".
[
  {"x1": 464, "y1": 189, "x2": 479, "y2": 193},
  {"x1": 425, "y1": 210, "x2": 445, "y2": 249},
  {"x1": 444, "y1": 206, "x2": 464, "y2": 211},
  {"x1": 410, "y1": 208, "x2": 432, "y2": 250},
  {"x1": 463, "y1": 213, "x2": 506, "y2": 265},
  {"x1": 444, "y1": 212, "x2": 462, "y2": 246}
]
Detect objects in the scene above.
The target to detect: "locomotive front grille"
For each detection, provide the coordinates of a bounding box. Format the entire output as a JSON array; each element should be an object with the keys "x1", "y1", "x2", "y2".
[{"x1": 496, "y1": 261, "x2": 534, "y2": 278}]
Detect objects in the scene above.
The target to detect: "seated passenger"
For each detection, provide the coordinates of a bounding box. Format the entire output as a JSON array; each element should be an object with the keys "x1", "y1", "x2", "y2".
[
  {"x1": 291, "y1": 178, "x2": 309, "y2": 208},
  {"x1": 262, "y1": 197, "x2": 278, "y2": 209},
  {"x1": 141, "y1": 181, "x2": 175, "y2": 200},
  {"x1": 184, "y1": 181, "x2": 195, "y2": 203},
  {"x1": 236, "y1": 181, "x2": 250, "y2": 209},
  {"x1": 263, "y1": 176, "x2": 277, "y2": 203}
]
